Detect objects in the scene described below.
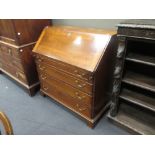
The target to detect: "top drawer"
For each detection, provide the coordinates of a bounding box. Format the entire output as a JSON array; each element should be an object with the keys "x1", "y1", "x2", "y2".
[
  {"x1": 0, "y1": 42, "x2": 21, "y2": 60},
  {"x1": 35, "y1": 54, "x2": 94, "y2": 83}
]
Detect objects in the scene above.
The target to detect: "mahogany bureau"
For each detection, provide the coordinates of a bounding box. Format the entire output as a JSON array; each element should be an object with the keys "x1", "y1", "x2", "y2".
[
  {"x1": 108, "y1": 20, "x2": 155, "y2": 134},
  {"x1": 33, "y1": 26, "x2": 117, "y2": 127},
  {"x1": 0, "y1": 19, "x2": 51, "y2": 96}
]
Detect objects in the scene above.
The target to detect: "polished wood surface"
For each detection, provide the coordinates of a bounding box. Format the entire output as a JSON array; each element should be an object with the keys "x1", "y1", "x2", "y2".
[
  {"x1": 33, "y1": 26, "x2": 116, "y2": 72},
  {"x1": 109, "y1": 20, "x2": 155, "y2": 135},
  {"x1": 0, "y1": 112, "x2": 13, "y2": 135},
  {"x1": 0, "y1": 20, "x2": 52, "y2": 96},
  {"x1": 33, "y1": 26, "x2": 117, "y2": 127}
]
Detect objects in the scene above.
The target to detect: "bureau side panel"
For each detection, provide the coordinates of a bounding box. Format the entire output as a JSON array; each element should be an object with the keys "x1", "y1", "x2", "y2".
[{"x1": 93, "y1": 35, "x2": 118, "y2": 117}]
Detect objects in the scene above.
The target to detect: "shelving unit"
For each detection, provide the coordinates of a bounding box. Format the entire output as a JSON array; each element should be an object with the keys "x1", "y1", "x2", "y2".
[{"x1": 108, "y1": 20, "x2": 155, "y2": 134}]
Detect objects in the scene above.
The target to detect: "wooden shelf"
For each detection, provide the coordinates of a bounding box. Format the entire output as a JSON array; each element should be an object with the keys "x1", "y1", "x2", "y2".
[
  {"x1": 122, "y1": 71, "x2": 155, "y2": 93},
  {"x1": 108, "y1": 102, "x2": 155, "y2": 135},
  {"x1": 126, "y1": 53, "x2": 155, "y2": 67},
  {"x1": 120, "y1": 88, "x2": 155, "y2": 112}
]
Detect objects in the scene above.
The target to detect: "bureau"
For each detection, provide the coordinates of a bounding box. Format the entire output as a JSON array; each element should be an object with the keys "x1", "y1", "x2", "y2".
[
  {"x1": 108, "y1": 20, "x2": 155, "y2": 134},
  {"x1": 0, "y1": 19, "x2": 52, "y2": 96},
  {"x1": 33, "y1": 26, "x2": 117, "y2": 127}
]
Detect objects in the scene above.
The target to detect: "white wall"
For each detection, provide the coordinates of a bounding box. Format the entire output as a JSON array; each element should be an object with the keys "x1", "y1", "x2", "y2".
[{"x1": 52, "y1": 19, "x2": 125, "y2": 30}]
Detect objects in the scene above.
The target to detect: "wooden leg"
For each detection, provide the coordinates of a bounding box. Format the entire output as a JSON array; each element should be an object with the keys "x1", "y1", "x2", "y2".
[
  {"x1": 28, "y1": 84, "x2": 40, "y2": 97},
  {"x1": 40, "y1": 91, "x2": 46, "y2": 97},
  {"x1": 87, "y1": 121, "x2": 95, "y2": 129},
  {"x1": 28, "y1": 88, "x2": 36, "y2": 97}
]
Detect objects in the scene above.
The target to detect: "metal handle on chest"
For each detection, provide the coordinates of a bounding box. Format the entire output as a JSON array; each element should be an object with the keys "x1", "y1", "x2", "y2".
[
  {"x1": 76, "y1": 103, "x2": 87, "y2": 111},
  {"x1": 75, "y1": 80, "x2": 86, "y2": 88},
  {"x1": 40, "y1": 74, "x2": 47, "y2": 80},
  {"x1": 75, "y1": 92, "x2": 85, "y2": 100},
  {"x1": 38, "y1": 65, "x2": 45, "y2": 71},
  {"x1": 43, "y1": 86, "x2": 48, "y2": 91},
  {"x1": 8, "y1": 48, "x2": 12, "y2": 56}
]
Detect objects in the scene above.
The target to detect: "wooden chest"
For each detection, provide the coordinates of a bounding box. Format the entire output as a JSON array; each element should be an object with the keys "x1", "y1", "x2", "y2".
[
  {"x1": 108, "y1": 20, "x2": 155, "y2": 134},
  {"x1": 33, "y1": 26, "x2": 117, "y2": 127},
  {"x1": 0, "y1": 19, "x2": 52, "y2": 96}
]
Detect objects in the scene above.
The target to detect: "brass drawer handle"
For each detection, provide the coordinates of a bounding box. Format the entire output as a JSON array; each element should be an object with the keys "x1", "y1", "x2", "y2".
[
  {"x1": 75, "y1": 92, "x2": 85, "y2": 100},
  {"x1": 8, "y1": 49, "x2": 12, "y2": 55},
  {"x1": 43, "y1": 86, "x2": 48, "y2": 91},
  {"x1": 38, "y1": 65, "x2": 45, "y2": 71},
  {"x1": 77, "y1": 96, "x2": 85, "y2": 100},
  {"x1": 38, "y1": 58, "x2": 43, "y2": 62},
  {"x1": 77, "y1": 84, "x2": 86, "y2": 88},
  {"x1": 40, "y1": 74, "x2": 47, "y2": 80},
  {"x1": 76, "y1": 104, "x2": 87, "y2": 112},
  {"x1": 75, "y1": 80, "x2": 86, "y2": 88},
  {"x1": 74, "y1": 70, "x2": 85, "y2": 77}
]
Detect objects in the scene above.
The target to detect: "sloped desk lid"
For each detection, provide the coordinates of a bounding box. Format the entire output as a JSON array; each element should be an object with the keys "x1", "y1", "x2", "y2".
[{"x1": 33, "y1": 26, "x2": 116, "y2": 72}]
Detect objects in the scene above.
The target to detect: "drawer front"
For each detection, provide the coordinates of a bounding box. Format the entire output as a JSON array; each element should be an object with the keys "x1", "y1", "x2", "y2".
[
  {"x1": 0, "y1": 61, "x2": 27, "y2": 84},
  {"x1": 0, "y1": 55, "x2": 24, "y2": 73},
  {"x1": 37, "y1": 63, "x2": 93, "y2": 95},
  {"x1": 0, "y1": 43, "x2": 21, "y2": 60},
  {"x1": 41, "y1": 81, "x2": 92, "y2": 118},
  {"x1": 35, "y1": 54, "x2": 93, "y2": 83},
  {"x1": 39, "y1": 74, "x2": 92, "y2": 106}
]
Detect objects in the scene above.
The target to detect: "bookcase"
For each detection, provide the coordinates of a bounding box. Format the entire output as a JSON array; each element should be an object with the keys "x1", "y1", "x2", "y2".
[{"x1": 108, "y1": 20, "x2": 155, "y2": 134}]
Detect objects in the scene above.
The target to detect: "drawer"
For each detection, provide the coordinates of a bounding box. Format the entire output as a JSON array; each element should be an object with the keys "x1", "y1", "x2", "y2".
[
  {"x1": 37, "y1": 63, "x2": 93, "y2": 95},
  {"x1": 0, "y1": 43, "x2": 21, "y2": 60},
  {"x1": 40, "y1": 74, "x2": 92, "y2": 106},
  {"x1": 0, "y1": 62, "x2": 27, "y2": 84},
  {"x1": 35, "y1": 54, "x2": 93, "y2": 83},
  {"x1": 0, "y1": 56, "x2": 24, "y2": 73},
  {"x1": 41, "y1": 81, "x2": 92, "y2": 118}
]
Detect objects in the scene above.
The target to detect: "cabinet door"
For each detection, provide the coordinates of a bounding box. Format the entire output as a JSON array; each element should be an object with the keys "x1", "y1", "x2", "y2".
[
  {"x1": 13, "y1": 19, "x2": 51, "y2": 45},
  {"x1": 0, "y1": 20, "x2": 17, "y2": 44}
]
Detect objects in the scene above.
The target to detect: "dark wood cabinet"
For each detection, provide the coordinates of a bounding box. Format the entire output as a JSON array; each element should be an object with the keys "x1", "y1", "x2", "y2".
[
  {"x1": 33, "y1": 26, "x2": 117, "y2": 127},
  {"x1": 0, "y1": 19, "x2": 52, "y2": 96},
  {"x1": 108, "y1": 20, "x2": 155, "y2": 134}
]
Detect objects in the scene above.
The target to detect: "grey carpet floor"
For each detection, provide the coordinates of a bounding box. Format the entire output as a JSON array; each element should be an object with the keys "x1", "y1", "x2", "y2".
[{"x1": 0, "y1": 74, "x2": 129, "y2": 135}]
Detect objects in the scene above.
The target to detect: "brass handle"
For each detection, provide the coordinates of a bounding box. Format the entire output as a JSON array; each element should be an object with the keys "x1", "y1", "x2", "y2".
[
  {"x1": 43, "y1": 86, "x2": 48, "y2": 91},
  {"x1": 74, "y1": 70, "x2": 78, "y2": 73},
  {"x1": 77, "y1": 84, "x2": 86, "y2": 88},
  {"x1": 75, "y1": 92, "x2": 85, "y2": 100},
  {"x1": 75, "y1": 80, "x2": 86, "y2": 88},
  {"x1": 8, "y1": 49, "x2": 12, "y2": 55},
  {"x1": 38, "y1": 58, "x2": 43, "y2": 62},
  {"x1": 38, "y1": 65, "x2": 45, "y2": 71},
  {"x1": 40, "y1": 74, "x2": 47, "y2": 80},
  {"x1": 76, "y1": 104, "x2": 87, "y2": 111},
  {"x1": 77, "y1": 95, "x2": 85, "y2": 100}
]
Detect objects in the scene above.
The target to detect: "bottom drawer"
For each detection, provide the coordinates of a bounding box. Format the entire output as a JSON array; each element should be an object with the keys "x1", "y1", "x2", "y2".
[
  {"x1": 0, "y1": 62, "x2": 27, "y2": 84},
  {"x1": 41, "y1": 81, "x2": 92, "y2": 118}
]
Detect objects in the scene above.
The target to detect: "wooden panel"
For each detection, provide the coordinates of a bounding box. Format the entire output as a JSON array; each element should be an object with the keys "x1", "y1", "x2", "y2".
[
  {"x1": 0, "y1": 19, "x2": 17, "y2": 44},
  {"x1": 33, "y1": 26, "x2": 116, "y2": 72},
  {"x1": 37, "y1": 63, "x2": 93, "y2": 95},
  {"x1": 41, "y1": 81, "x2": 91, "y2": 118}
]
